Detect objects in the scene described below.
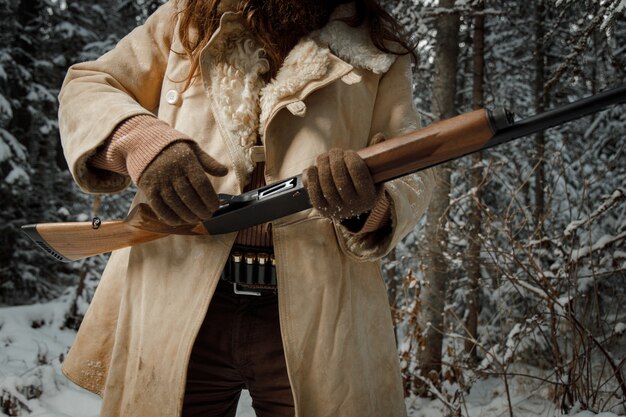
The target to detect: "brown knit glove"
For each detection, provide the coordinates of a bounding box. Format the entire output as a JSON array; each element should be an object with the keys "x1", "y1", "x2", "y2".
[
  {"x1": 137, "y1": 141, "x2": 228, "y2": 226},
  {"x1": 303, "y1": 148, "x2": 382, "y2": 222}
]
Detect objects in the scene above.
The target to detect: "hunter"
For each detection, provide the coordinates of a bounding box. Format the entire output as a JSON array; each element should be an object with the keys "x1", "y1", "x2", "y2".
[{"x1": 57, "y1": 0, "x2": 434, "y2": 415}]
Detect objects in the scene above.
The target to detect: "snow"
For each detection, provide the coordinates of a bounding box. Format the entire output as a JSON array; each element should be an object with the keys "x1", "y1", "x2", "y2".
[
  {"x1": 0, "y1": 139, "x2": 10, "y2": 163},
  {"x1": 26, "y1": 84, "x2": 56, "y2": 104},
  {"x1": 27, "y1": 385, "x2": 101, "y2": 417},
  {"x1": 5, "y1": 166, "x2": 30, "y2": 185},
  {"x1": 56, "y1": 207, "x2": 70, "y2": 218},
  {"x1": 0, "y1": 94, "x2": 12, "y2": 119},
  {"x1": 53, "y1": 22, "x2": 94, "y2": 41},
  {"x1": 577, "y1": 276, "x2": 594, "y2": 293},
  {"x1": 0, "y1": 299, "x2": 254, "y2": 417},
  {"x1": 0, "y1": 128, "x2": 27, "y2": 161},
  {"x1": 236, "y1": 391, "x2": 254, "y2": 417},
  {"x1": 584, "y1": 113, "x2": 604, "y2": 139},
  {"x1": 564, "y1": 189, "x2": 625, "y2": 238},
  {"x1": 2, "y1": 299, "x2": 624, "y2": 417},
  {"x1": 571, "y1": 231, "x2": 626, "y2": 262},
  {"x1": 0, "y1": 300, "x2": 101, "y2": 417},
  {"x1": 76, "y1": 213, "x2": 90, "y2": 222},
  {"x1": 406, "y1": 371, "x2": 625, "y2": 417}
]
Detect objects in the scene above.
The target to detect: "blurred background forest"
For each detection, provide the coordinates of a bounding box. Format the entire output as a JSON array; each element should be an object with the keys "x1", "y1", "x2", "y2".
[{"x1": 0, "y1": 0, "x2": 625, "y2": 416}]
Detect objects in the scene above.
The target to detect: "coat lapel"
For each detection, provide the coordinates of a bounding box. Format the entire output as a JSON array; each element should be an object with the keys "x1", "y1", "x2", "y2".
[
  {"x1": 259, "y1": 3, "x2": 400, "y2": 136},
  {"x1": 199, "y1": 12, "x2": 268, "y2": 186},
  {"x1": 198, "y1": 12, "x2": 336, "y2": 186},
  {"x1": 258, "y1": 39, "x2": 333, "y2": 136},
  {"x1": 196, "y1": 3, "x2": 398, "y2": 187}
]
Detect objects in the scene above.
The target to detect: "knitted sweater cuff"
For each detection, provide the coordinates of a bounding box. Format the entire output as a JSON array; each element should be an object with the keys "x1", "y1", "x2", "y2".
[
  {"x1": 359, "y1": 192, "x2": 392, "y2": 233},
  {"x1": 341, "y1": 191, "x2": 392, "y2": 234},
  {"x1": 88, "y1": 115, "x2": 192, "y2": 184}
]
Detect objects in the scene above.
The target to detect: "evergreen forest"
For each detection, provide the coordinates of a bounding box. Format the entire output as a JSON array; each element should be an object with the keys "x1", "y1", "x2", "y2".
[{"x1": 0, "y1": 0, "x2": 624, "y2": 415}]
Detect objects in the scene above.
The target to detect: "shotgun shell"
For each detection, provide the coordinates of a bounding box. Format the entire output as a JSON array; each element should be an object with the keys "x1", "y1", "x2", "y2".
[
  {"x1": 270, "y1": 254, "x2": 277, "y2": 285},
  {"x1": 244, "y1": 253, "x2": 256, "y2": 284},
  {"x1": 258, "y1": 253, "x2": 269, "y2": 284},
  {"x1": 232, "y1": 252, "x2": 242, "y2": 283}
]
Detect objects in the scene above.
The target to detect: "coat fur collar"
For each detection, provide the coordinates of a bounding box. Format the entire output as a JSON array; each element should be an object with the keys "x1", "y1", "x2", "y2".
[
  {"x1": 313, "y1": 4, "x2": 397, "y2": 75},
  {"x1": 202, "y1": 2, "x2": 397, "y2": 183}
]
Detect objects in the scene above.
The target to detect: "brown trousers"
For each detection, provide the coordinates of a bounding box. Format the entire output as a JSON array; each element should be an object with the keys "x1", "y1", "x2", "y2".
[{"x1": 182, "y1": 280, "x2": 295, "y2": 417}]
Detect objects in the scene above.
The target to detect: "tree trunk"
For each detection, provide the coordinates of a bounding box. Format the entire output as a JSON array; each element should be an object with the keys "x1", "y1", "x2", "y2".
[
  {"x1": 464, "y1": 0, "x2": 485, "y2": 363},
  {"x1": 416, "y1": 0, "x2": 460, "y2": 395},
  {"x1": 13, "y1": 0, "x2": 40, "y2": 162},
  {"x1": 533, "y1": 0, "x2": 546, "y2": 237}
]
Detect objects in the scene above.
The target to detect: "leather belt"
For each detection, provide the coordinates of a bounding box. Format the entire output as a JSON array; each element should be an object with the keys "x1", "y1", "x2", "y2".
[{"x1": 220, "y1": 245, "x2": 276, "y2": 296}]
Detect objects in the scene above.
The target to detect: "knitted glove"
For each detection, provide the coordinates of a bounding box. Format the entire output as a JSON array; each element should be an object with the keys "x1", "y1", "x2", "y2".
[
  {"x1": 137, "y1": 141, "x2": 228, "y2": 226},
  {"x1": 303, "y1": 148, "x2": 382, "y2": 222}
]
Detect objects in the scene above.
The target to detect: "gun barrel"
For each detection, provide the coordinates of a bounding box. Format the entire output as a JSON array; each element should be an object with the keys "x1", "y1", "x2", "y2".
[
  {"x1": 359, "y1": 85, "x2": 625, "y2": 184},
  {"x1": 487, "y1": 85, "x2": 626, "y2": 149}
]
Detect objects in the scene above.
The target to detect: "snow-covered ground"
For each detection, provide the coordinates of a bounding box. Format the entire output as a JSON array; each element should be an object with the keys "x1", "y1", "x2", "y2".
[{"x1": 0, "y1": 299, "x2": 623, "y2": 417}]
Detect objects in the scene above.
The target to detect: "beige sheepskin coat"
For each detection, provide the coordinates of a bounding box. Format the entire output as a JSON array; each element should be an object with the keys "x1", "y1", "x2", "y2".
[{"x1": 58, "y1": 1, "x2": 434, "y2": 416}]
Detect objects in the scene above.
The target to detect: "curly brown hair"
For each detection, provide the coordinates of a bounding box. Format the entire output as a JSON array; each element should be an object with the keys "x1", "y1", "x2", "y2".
[{"x1": 175, "y1": 0, "x2": 415, "y2": 89}]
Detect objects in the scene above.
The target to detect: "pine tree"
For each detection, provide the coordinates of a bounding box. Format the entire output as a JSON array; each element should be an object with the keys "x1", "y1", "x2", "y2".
[{"x1": 0, "y1": 0, "x2": 153, "y2": 305}]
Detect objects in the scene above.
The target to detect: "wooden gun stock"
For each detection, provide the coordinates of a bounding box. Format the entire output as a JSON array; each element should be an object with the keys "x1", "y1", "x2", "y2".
[
  {"x1": 22, "y1": 204, "x2": 208, "y2": 262},
  {"x1": 22, "y1": 86, "x2": 626, "y2": 262}
]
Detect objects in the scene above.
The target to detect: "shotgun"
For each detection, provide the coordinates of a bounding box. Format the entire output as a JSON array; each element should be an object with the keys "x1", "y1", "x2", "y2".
[{"x1": 22, "y1": 86, "x2": 626, "y2": 262}]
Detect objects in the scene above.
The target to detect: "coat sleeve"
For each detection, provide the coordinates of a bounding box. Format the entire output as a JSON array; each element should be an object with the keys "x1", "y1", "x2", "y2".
[
  {"x1": 58, "y1": 0, "x2": 180, "y2": 193},
  {"x1": 334, "y1": 54, "x2": 435, "y2": 261}
]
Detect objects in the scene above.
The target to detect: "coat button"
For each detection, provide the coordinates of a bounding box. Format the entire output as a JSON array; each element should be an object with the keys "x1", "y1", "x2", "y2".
[
  {"x1": 341, "y1": 72, "x2": 362, "y2": 85},
  {"x1": 286, "y1": 101, "x2": 306, "y2": 117},
  {"x1": 165, "y1": 89, "x2": 181, "y2": 105},
  {"x1": 249, "y1": 146, "x2": 265, "y2": 163}
]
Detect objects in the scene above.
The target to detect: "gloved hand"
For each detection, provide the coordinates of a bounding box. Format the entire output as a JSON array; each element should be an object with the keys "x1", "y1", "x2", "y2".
[
  {"x1": 302, "y1": 148, "x2": 381, "y2": 221},
  {"x1": 137, "y1": 141, "x2": 228, "y2": 226}
]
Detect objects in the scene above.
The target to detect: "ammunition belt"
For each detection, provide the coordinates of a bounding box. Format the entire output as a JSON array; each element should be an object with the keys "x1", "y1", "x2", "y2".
[{"x1": 220, "y1": 245, "x2": 277, "y2": 289}]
